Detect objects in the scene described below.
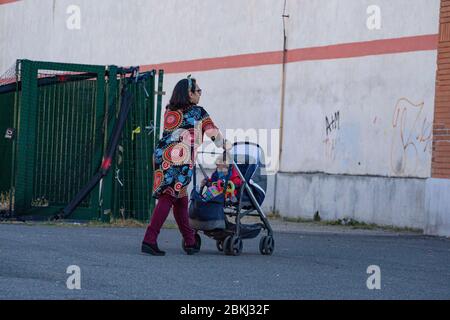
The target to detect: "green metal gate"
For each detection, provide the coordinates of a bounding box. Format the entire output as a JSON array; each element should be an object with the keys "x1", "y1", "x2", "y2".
[
  {"x1": 108, "y1": 69, "x2": 163, "y2": 222},
  {"x1": 0, "y1": 60, "x2": 164, "y2": 221}
]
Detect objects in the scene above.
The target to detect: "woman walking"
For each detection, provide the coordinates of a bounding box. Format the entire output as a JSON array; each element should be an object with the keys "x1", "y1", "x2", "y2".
[{"x1": 142, "y1": 76, "x2": 229, "y2": 256}]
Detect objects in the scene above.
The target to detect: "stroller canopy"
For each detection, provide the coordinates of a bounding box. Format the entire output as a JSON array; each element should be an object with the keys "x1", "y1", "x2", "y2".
[
  {"x1": 231, "y1": 142, "x2": 267, "y2": 206},
  {"x1": 232, "y1": 142, "x2": 265, "y2": 169}
]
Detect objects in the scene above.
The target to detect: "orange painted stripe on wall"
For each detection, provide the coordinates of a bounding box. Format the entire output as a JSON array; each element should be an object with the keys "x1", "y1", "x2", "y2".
[
  {"x1": 0, "y1": 0, "x2": 20, "y2": 5},
  {"x1": 142, "y1": 34, "x2": 439, "y2": 74},
  {"x1": 286, "y1": 35, "x2": 439, "y2": 62},
  {"x1": 141, "y1": 51, "x2": 284, "y2": 73}
]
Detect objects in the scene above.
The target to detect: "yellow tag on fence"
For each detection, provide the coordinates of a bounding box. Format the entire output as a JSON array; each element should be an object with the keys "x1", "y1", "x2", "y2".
[{"x1": 132, "y1": 127, "x2": 141, "y2": 141}]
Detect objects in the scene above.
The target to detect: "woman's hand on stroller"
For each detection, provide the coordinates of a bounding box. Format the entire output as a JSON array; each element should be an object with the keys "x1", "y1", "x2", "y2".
[
  {"x1": 223, "y1": 139, "x2": 233, "y2": 151},
  {"x1": 200, "y1": 178, "x2": 210, "y2": 188}
]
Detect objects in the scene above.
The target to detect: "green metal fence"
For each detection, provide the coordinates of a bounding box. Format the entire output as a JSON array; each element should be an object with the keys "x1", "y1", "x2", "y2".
[
  {"x1": 110, "y1": 71, "x2": 160, "y2": 222},
  {"x1": 0, "y1": 59, "x2": 164, "y2": 222},
  {"x1": 0, "y1": 91, "x2": 15, "y2": 212}
]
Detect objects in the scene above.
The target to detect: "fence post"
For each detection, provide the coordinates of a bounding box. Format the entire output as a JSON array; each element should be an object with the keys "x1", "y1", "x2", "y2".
[
  {"x1": 14, "y1": 59, "x2": 38, "y2": 213},
  {"x1": 100, "y1": 65, "x2": 118, "y2": 223}
]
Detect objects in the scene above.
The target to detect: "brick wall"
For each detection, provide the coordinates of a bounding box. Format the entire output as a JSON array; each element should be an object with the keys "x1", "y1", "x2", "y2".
[{"x1": 433, "y1": 0, "x2": 450, "y2": 178}]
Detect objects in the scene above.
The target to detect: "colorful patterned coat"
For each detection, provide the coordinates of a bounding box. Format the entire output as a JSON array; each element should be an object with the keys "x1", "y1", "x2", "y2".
[{"x1": 152, "y1": 105, "x2": 222, "y2": 199}]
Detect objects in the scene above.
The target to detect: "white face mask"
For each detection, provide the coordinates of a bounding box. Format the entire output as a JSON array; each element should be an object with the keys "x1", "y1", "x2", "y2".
[{"x1": 217, "y1": 165, "x2": 228, "y2": 173}]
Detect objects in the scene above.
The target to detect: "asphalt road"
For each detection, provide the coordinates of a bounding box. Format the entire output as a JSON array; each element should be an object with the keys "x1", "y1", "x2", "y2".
[{"x1": 0, "y1": 222, "x2": 449, "y2": 300}]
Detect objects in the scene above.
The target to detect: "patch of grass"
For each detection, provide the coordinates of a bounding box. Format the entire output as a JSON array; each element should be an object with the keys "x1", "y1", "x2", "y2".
[
  {"x1": 279, "y1": 216, "x2": 315, "y2": 224},
  {"x1": 0, "y1": 218, "x2": 147, "y2": 228},
  {"x1": 379, "y1": 225, "x2": 423, "y2": 233},
  {"x1": 267, "y1": 210, "x2": 281, "y2": 219},
  {"x1": 266, "y1": 213, "x2": 422, "y2": 234},
  {"x1": 313, "y1": 211, "x2": 321, "y2": 222},
  {"x1": 323, "y1": 218, "x2": 379, "y2": 229},
  {"x1": 162, "y1": 222, "x2": 178, "y2": 229},
  {"x1": 267, "y1": 211, "x2": 314, "y2": 223},
  {"x1": 1, "y1": 217, "x2": 182, "y2": 230},
  {"x1": 87, "y1": 218, "x2": 179, "y2": 230},
  {"x1": 322, "y1": 218, "x2": 422, "y2": 233},
  {"x1": 11, "y1": 221, "x2": 89, "y2": 228},
  {"x1": 88, "y1": 218, "x2": 148, "y2": 228}
]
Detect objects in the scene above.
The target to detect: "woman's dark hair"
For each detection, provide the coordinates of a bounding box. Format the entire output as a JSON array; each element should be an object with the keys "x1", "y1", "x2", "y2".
[{"x1": 166, "y1": 77, "x2": 197, "y2": 111}]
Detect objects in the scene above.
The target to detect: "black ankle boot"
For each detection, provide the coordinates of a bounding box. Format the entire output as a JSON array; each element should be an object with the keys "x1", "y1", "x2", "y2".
[
  {"x1": 142, "y1": 242, "x2": 166, "y2": 256},
  {"x1": 184, "y1": 244, "x2": 200, "y2": 255}
]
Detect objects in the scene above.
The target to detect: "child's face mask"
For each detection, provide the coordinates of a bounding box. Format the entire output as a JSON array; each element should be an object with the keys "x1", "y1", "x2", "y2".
[{"x1": 217, "y1": 164, "x2": 228, "y2": 174}]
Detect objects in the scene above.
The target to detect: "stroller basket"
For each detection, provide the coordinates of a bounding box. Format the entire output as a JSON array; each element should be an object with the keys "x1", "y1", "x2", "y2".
[{"x1": 203, "y1": 222, "x2": 264, "y2": 241}]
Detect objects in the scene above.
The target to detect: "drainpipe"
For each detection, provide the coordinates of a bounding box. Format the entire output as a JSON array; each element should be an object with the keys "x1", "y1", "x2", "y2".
[{"x1": 273, "y1": 0, "x2": 289, "y2": 214}]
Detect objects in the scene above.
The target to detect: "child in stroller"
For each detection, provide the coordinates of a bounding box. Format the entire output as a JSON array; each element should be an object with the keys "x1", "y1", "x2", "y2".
[
  {"x1": 200, "y1": 155, "x2": 242, "y2": 204},
  {"x1": 187, "y1": 142, "x2": 275, "y2": 256}
]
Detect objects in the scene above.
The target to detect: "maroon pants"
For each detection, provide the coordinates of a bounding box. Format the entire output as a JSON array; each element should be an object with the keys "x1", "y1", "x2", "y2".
[{"x1": 143, "y1": 193, "x2": 195, "y2": 246}]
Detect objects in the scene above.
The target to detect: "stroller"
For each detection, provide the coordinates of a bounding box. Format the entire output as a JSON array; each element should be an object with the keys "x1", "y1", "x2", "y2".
[{"x1": 187, "y1": 142, "x2": 274, "y2": 256}]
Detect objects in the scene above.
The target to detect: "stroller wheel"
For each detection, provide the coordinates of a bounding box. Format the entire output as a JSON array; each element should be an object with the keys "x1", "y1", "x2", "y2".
[
  {"x1": 259, "y1": 236, "x2": 275, "y2": 255},
  {"x1": 216, "y1": 240, "x2": 224, "y2": 252},
  {"x1": 224, "y1": 235, "x2": 243, "y2": 256},
  {"x1": 223, "y1": 236, "x2": 232, "y2": 255}
]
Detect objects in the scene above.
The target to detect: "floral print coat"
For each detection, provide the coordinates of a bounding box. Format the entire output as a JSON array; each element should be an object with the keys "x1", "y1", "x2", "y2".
[{"x1": 152, "y1": 105, "x2": 223, "y2": 199}]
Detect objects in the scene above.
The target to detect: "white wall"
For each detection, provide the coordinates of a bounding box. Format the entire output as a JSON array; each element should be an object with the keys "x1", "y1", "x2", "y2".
[
  {"x1": 285, "y1": 0, "x2": 440, "y2": 47},
  {"x1": 0, "y1": 1, "x2": 439, "y2": 177},
  {"x1": 0, "y1": 0, "x2": 285, "y2": 70},
  {"x1": 282, "y1": 51, "x2": 437, "y2": 177},
  {"x1": 281, "y1": 0, "x2": 440, "y2": 177},
  {"x1": 1, "y1": 0, "x2": 447, "y2": 235},
  {"x1": 0, "y1": 0, "x2": 284, "y2": 173}
]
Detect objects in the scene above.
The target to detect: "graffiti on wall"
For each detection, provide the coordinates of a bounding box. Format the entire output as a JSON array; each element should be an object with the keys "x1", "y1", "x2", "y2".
[
  {"x1": 326, "y1": 111, "x2": 340, "y2": 136},
  {"x1": 390, "y1": 98, "x2": 432, "y2": 175},
  {"x1": 323, "y1": 111, "x2": 340, "y2": 161}
]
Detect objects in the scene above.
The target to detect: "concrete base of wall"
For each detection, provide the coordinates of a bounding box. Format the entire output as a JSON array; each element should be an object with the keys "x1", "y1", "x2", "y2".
[
  {"x1": 195, "y1": 169, "x2": 450, "y2": 237},
  {"x1": 273, "y1": 173, "x2": 427, "y2": 229},
  {"x1": 425, "y1": 178, "x2": 450, "y2": 237}
]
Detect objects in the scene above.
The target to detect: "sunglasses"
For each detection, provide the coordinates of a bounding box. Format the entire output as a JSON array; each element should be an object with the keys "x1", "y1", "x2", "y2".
[{"x1": 187, "y1": 75, "x2": 202, "y2": 95}]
